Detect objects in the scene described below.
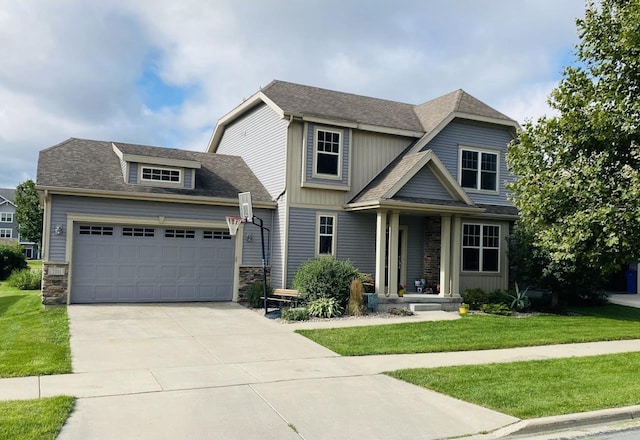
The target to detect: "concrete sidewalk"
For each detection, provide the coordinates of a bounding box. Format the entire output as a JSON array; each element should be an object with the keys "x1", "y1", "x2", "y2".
[{"x1": 1, "y1": 300, "x2": 640, "y2": 439}]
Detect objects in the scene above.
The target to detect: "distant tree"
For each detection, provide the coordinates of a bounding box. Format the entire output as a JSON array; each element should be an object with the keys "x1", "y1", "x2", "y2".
[
  {"x1": 14, "y1": 179, "x2": 43, "y2": 246},
  {"x1": 507, "y1": 0, "x2": 640, "y2": 297}
]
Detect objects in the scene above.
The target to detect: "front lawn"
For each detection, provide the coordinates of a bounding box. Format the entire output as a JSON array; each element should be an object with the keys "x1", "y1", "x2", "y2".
[
  {"x1": 387, "y1": 351, "x2": 640, "y2": 419},
  {"x1": 0, "y1": 282, "x2": 71, "y2": 377},
  {"x1": 0, "y1": 396, "x2": 75, "y2": 440},
  {"x1": 297, "y1": 305, "x2": 640, "y2": 356}
]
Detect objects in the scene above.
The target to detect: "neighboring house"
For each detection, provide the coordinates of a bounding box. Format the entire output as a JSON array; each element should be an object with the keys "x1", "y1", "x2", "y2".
[
  {"x1": 208, "y1": 80, "x2": 519, "y2": 299},
  {"x1": 0, "y1": 187, "x2": 39, "y2": 259},
  {"x1": 37, "y1": 80, "x2": 519, "y2": 305}
]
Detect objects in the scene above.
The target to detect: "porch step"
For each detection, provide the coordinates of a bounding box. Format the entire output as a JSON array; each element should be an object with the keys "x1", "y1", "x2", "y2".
[{"x1": 409, "y1": 303, "x2": 442, "y2": 312}]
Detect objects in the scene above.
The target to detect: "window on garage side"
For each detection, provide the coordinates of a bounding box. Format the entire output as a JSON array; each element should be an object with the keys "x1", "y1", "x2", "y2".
[
  {"x1": 122, "y1": 227, "x2": 155, "y2": 237},
  {"x1": 462, "y1": 224, "x2": 500, "y2": 272},
  {"x1": 316, "y1": 214, "x2": 336, "y2": 256},
  {"x1": 165, "y1": 229, "x2": 195, "y2": 238},
  {"x1": 79, "y1": 226, "x2": 113, "y2": 236},
  {"x1": 203, "y1": 231, "x2": 231, "y2": 240}
]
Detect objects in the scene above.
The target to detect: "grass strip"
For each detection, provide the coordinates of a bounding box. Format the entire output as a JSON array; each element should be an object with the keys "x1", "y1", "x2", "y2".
[
  {"x1": 297, "y1": 305, "x2": 640, "y2": 356},
  {"x1": 0, "y1": 396, "x2": 75, "y2": 440},
  {"x1": 0, "y1": 283, "x2": 71, "y2": 378},
  {"x1": 387, "y1": 352, "x2": 640, "y2": 419}
]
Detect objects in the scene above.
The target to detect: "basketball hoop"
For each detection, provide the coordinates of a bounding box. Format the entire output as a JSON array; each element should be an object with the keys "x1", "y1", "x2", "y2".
[{"x1": 225, "y1": 216, "x2": 244, "y2": 236}]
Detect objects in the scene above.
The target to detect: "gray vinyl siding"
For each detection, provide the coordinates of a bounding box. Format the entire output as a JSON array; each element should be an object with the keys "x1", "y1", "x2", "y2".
[
  {"x1": 269, "y1": 197, "x2": 287, "y2": 288},
  {"x1": 217, "y1": 103, "x2": 288, "y2": 198},
  {"x1": 286, "y1": 208, "x2": 376, "y2": 286},
  {"x1": 304, "y1": 124, "x2": 350, "y2": 188},
  {"x1": 401, "y1": 215, "x2": 425, "y2": 289},
  {"x1": 128, "y1": 163, "x2": 138, "y2": 184},
  {"x1": 0, "y1": 203, "x2": 17, "y2": 239},
  {"x1": 47, "y1": 195, "x2": 272, "y2": 265},
  {"x1": 184, "y1": 169, "x2": 193, "y2": 189},
  {"x1": 422, "y1": 119, "x2": 515, "y2": 206},
  {"x1": 395, "y1": 168, "x2": 453, "y2": 200}
]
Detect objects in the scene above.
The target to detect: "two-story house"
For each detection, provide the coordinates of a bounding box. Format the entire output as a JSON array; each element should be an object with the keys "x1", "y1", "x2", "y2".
[
  {"x1": 37, "y1": 80, "x2": 518, "y2": 306},
  {"x1": 0, "y1": 187, "x2": 39, "y2": 259}
]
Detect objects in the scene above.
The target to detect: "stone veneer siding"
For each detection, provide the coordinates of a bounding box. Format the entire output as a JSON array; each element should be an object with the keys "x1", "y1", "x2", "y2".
[
  {"x1": 238, "y1": 265, "x2": 271, "y2": 299},
  {"x1": 423, "y1": 217, "x2": 441, "y2": 291},
  {"x1": 41, "y1": 262, "x2": 69, "y2": 305}
]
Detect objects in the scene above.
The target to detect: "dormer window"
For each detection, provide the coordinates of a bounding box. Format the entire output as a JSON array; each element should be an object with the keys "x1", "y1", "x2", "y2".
[
  {"x1": 141, "y1": 166, "x2": 182, "y2": 183},
  {"x1": 459, "y1": 147, "x2": 499, "y2": 193},
  {"x1": 314, "y1": 128, "x2": 342, "y2": 179}
]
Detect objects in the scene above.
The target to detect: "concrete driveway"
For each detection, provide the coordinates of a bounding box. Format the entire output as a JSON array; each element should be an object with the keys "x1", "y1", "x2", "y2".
[{"x1": 55, "y1": 303, "x2": 517, "y2": 440}]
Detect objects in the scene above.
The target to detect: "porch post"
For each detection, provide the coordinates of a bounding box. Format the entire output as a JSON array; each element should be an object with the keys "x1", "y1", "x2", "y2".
[
  {"x1": 439, "y1": 215, "x2": 451, "y2": 297},
  {"x1": 388, "y1": 211, "x2": 400, "y2": 296},
  {"x1": 375, "y1": 210, "x2": 387, "y2": 295},
  {"x1": 451, "y1": 215, "x2": 462, "y2": 297}
]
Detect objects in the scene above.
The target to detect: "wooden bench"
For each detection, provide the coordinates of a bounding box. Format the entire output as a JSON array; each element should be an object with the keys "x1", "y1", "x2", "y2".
[{"x1": 261, "y1": 288, "x2": 301, "y2": 308}]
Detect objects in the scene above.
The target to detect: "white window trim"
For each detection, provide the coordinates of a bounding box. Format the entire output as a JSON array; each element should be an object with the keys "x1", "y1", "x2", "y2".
[
  {"x1": 139, "y1": 165, "x2": 183, "y2": 186},
  {"x1": 0, "y1": 228, "x2": 13, "y2": 238},
  {"x1": 458, "y1": 146, "x2": 500, "y2": 194},
  {"x1": 312, "y1": 127, "x2": 343, "y2": 181},
  {"x1": 0, "y1": 212, "x2": 13, "y2": 223},
  {"x1": 461, "y1": 223, "x2": 501, "y2": 273},
  {"x1": 315, "y1": 213, "x2": 337, "y2": 257}
]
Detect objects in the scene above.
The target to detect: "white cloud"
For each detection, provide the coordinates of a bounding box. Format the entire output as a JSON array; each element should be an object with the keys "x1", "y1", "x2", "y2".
[{"x1": 0, "y1": 0, "x2": 585, "y2": 187}]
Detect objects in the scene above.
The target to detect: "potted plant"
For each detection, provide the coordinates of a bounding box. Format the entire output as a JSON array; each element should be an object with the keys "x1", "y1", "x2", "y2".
[
  {"x1": 459, "y1": 302, "x2": 469, "y2": 315},
  {"x1": 398, "y1": 284, "x2": 406, "y2": 297}
]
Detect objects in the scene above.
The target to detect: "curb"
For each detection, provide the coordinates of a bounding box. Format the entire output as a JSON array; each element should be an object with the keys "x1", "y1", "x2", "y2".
[{"x1": 467, "y1": 405, "x2": 640, "y2": 438}]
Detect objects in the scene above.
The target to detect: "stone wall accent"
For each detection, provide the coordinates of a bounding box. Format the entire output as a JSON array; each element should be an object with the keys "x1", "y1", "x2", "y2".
[
  {"x1": 41, "y1": 262, "x2": 69, "y2": 305},
  {"x1": 423, "y1": 217, "x2": 441, "y2": 291},
  {"x1": 238, "y1": 265, "x2": 271, "y2": 300}
]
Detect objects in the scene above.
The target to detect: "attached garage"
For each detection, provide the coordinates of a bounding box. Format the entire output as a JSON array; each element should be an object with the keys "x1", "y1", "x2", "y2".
[{"x1": 70, "y1": 224, "x2": 235, "y2": 303}]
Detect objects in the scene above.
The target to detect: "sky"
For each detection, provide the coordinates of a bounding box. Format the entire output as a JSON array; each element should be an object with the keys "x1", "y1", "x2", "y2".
[{"x1": 0, "y1": 0, "x2": 586, "y2": 189}]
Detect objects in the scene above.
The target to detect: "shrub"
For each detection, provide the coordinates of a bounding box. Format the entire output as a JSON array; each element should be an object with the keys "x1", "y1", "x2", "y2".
[
  {"x1": 246, "y1": 280, "x2": 272, "y2": 308},
  {"x1": 487, "y1": 289, "x2": 511, "y2": 306},
  {"x1": 462, "y1": 288, "x2": 486, "y2": 310},
  {"x1": 307, "y1": 297, "x2": 343, "y2": 318},
  {"x1": 347, "y1": 278, "x2": 365, "y2": 316},
  {"x1": 0, "y1": 243, "x2": 27, "y2": 280},
  {"x1": 480, "y1": 303, "x2": 511, "y2": 315},
  {"x1": 292, "y1": 257, "x2": 360, "y2": 307},
  {"x1": 509, "y1": 283, "x2": 530, "y2": 311},
  {"x1": 281, "y1": 307, "x2": 310, "y2": 321},
  {"x1": 6, "y1": 269, "x2": 42, "y2": 290}
]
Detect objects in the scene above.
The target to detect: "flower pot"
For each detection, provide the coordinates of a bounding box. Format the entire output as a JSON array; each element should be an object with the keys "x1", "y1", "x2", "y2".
[{"x1": 459, "y1": 306, "x2": 469, "y2": 315}]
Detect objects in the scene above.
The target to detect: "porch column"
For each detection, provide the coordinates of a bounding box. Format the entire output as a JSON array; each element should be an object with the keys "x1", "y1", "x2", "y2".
[
  {"x1": 388, "y1": 211, "x2": 400, "y2": 296},
  {"x1": 451, "y1": 215, "x2": 462, "y2": 297},
  {"x1": 374, "y1": 210, "x2": 387, "y2": 295},
  {"x1": 439, "y1": 215, "x2": 451, "y2": 297}
]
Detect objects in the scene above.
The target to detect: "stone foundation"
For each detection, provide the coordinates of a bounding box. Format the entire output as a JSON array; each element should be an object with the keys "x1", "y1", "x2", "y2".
[
  {"x1": 41, "y1": 262, "x2": 69, "y2": 305},
  {"x1": 423, "y1": 217, "x2": 441, "y2": 290},
  {"x1": 238, "y1": 265, "x2": 271, "y2": 299}
]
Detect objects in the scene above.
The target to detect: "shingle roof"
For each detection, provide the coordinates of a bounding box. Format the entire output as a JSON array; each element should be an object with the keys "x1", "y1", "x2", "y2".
[
  {"x1": 0, "y1": 188, "x2": 16, "y2": 203},
  {"x1": 37, "y1": 138, "x2": 272, "y2": 202},
  {"x1": 259, "y1": 80, "x2": 517, "y2": 134}
]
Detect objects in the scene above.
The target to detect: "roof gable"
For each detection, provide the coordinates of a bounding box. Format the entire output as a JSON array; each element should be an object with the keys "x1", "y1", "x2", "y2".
[{"x1": 0, "y1": 188, "x2": 16, "y2": 207}]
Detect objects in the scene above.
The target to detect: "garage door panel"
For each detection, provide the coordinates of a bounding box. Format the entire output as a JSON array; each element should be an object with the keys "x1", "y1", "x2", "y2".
[{"x1": 71, "y1": 224, "x2": 234, "y2": 303}]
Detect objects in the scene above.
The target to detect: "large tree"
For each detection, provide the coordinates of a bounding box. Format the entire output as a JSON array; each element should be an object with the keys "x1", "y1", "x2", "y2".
[
  {"x1": 14, "y1": 179, "x2": 43, "y2": 246},
  {"x1": 507, "y1": 0, "x2": 640, "y2": 293}
]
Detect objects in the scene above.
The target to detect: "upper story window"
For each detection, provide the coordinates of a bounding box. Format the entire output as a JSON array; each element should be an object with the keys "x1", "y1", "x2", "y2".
[
  {"x1": 460, "y1": 147, "x2": 499, "y2": 192},
  {"x1": 316, "y1": 214, "x2": 336, "y2": 256},
  {"x1": 141, "y1": 166, "x2": 182, "y2": 183},
  {"x1": 0, "y1": 228, "x2": 12, "y2": 238},
  {"x1": 0, "y1": 212, "x2": 13, "y2": 223},
  {"x1": 314, "y1": 128, "x2": 342, "y2": 179},
  {"x1": 462, "y1": 223, "x2": 500, "y2": 272}
]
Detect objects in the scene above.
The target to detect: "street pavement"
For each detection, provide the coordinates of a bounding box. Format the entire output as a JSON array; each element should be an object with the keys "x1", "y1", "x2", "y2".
[{"x1": 0, "y1": 293, "x2": 639, "y2": 439}]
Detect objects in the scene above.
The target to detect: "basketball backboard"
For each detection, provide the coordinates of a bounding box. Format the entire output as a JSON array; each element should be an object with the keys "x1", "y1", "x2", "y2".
[{"x1": 238, "y1": 192, "x2": 253, "y2": 221}]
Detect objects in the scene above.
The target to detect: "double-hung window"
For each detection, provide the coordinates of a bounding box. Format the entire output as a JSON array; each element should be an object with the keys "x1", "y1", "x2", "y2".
[
  {"x1": 462, "y1": 224, "x2": 500, "y2": 272},
  {"x1": 460, "y1": 148, "x2": 498, "y2": 192},
  {"x1": 314, "y1": 129, "x2": 341, "y2": 178},
  {"x1": 0, "y1": 213, "x2": 13, "y2": 223},
  {"x1": 317, "y1": 214, "x2": 336, "y2": 256},
  {"x1": 0, "y1": 228, "x2": 11, "y2": 238}
]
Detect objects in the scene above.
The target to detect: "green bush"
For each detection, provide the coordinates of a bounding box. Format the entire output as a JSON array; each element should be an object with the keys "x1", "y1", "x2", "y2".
[
  {"x1": 462, "y1": 288, "x2": 486, "y2": 310},
  {"x1": 480, "y1": 303, "x2": 512, "y2": 315},
  {"x1": 0, "y1": 243, "x2": 27, "y2": 280},
  {"x1": 247, "y1": 280, "x2": 272, "y2": 308},
  {"x1": 281, "y1": 307, "x2": 310, "y2": 321},
  {"x1": 307, "y1": 297, "x2": 343, "y2": 318},
  {"x1": 6, "y1": 269, "x2": 42, "y2": 290},
  {"x1": 292, "y1": 257, "x2": 360, "y2": 307},
  {"x1": 488, "y1": 289, "x2": 511, "y2": 306}
]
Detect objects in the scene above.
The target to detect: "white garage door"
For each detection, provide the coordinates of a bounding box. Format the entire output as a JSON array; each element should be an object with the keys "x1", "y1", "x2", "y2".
[{"x1": 71, "y1": 224, "x2": 234, "y2": 303}]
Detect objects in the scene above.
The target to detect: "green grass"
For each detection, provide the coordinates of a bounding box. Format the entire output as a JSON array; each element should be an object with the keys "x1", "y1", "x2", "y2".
[
  {"x1": 0, "y1": 396, "x2": 75, "y2": 440},
  {"x1": 387, "y1": 352, "x2": 640, "y2": 419},
  {"x1": 27, "y1": 260, "x2": 42, "y2": 271},
  {"x1": 297, "y1": 305, "x2": 640, "y2": 356},
  {"x1": 0, "y1": 282, "x2": 71, "y2": 378}
]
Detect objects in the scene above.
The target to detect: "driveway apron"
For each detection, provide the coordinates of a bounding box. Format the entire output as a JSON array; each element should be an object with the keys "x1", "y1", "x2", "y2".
[{"x1": 57, "y1": 303, "x2": 516, "y2": 440}]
